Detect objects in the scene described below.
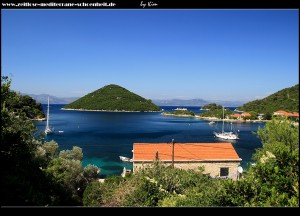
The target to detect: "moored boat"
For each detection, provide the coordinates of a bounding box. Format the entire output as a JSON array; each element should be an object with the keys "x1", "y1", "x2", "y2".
[{"x1": 119, "y1": 156, "x2": 133, "y2": 162}]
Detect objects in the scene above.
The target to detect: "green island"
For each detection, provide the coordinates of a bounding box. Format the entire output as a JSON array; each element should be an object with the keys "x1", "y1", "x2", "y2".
[
  {"x1": 198, "y1": 107, "x2": 233, "y2": 119},
  {"x1": 1, "y1": 76, "x2": 299, "y2": 207},
  {"x1": 63, "y1": 84, "x2": 161, "y2": 112},
  {"x1": 162, "y1": 109, "x2": 195, "y2": 117},
  {"x1": 200, "y1": 103, "x2": 222, "y2": 110}
]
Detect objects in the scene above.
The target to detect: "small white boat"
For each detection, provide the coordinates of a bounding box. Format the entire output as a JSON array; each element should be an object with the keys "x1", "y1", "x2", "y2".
[
  {"x1": 208, "y1": 121, "x2": 215, "y2": 125},
  {"x1": 58, "y1": 130, "x2": 64, "y2": 134},
  {"x1": 119, "y1": 156, "x2": 133, "y2": 162},
  {"x1": 174, "y1": 108, "x2": 187, "y2": 111}
]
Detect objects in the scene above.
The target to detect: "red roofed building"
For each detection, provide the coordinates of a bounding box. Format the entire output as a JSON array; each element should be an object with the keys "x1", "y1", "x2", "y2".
[
  {"x1": 133, "y1": 142, "x2": 242, "y2": 179},
  {"x1": 231, "y1": 113, "x2": 242, "y2": 119},
  {"x1": 231, "y1": 112, "x2": 251, "y2": 120},
  {"x1": 241, "y1": 112, "x2": 251, "y2": 117},
  {"x1": 291, "y1": 112, "x2": 299, "y2": 117},
  {"x1": 274, "y1": 110, "x2": 291, "y2": 116},
  {"x1": 273, "y1": 110, "x2": 299, "y2": 120}
]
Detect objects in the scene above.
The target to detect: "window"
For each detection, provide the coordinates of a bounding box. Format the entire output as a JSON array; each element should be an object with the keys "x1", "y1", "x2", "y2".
[{"x1": 220, "y1": 167, "x2": 229, "y2": 177}]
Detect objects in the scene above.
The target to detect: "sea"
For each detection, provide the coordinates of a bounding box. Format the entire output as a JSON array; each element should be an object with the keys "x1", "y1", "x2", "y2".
[{"x1": 34, "y1": 105, "x2": 265, "y2": 178}]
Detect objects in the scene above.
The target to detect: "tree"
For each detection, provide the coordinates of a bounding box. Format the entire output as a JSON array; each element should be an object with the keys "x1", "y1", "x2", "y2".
[
  {"x1": 219, "y1": 118, "x2": 299, "y2": 206},
  {"x1": 83, "y1": 165, "x2": 100, "y2": 183},
  {"x1": 1, "y1": 76, "x2": 61, "y2": 205},
  {"x1": 47, "y1": 147, "x2": 100, "y2": 204},
  {"x1": 83, "y1": 175, "x2": 126, "y2": 207},
  {"x1": 1, "y1": 76, "x2": 100, "y2": 206},
  {"x1": 59, "y1": 146, "x2": 83, "y2": 161}
]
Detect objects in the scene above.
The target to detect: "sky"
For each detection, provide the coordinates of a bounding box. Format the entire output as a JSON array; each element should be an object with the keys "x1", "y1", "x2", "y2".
[{"x1": 2, "y1": 9, "x2": 299, "y2": 102}]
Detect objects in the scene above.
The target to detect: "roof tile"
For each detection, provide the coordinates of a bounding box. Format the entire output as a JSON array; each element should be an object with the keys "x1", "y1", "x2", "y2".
[{"x1": 133, "y1": 143, "x2": 241, "y2": 161}]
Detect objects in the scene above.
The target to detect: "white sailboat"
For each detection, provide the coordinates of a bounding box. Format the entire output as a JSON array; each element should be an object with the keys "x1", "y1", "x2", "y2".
[
  {"x1": 214, "y1": 106, "x2": 239, "y2": 140},
  {"x1": 45, "y1": 97, "x2": 54, "y2": 135}
]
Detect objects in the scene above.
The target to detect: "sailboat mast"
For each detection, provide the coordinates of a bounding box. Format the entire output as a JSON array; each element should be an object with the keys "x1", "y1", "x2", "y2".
[
  {"x1": 46, "y1": 97, "x2": 50, "y2": 128},
  {"x1": 222, "y1": 106, "x2": 224, "y2": 133}
]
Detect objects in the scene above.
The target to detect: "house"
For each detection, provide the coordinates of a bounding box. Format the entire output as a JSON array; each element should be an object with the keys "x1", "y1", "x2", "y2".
[
  {"x1": 231, "y1": 112, "x2": 251, "y2": 120},
  {"x1": 273, "y1": 110, "x2": 291, "y2": 116},
  {"x1": 273, "y1": 110, "x2": 299, "y2": 120},
  {"x1": 241, "y1": 112, "x2": 251, "y2": 118},
  {"x1": 231, "y1": 113, "x2": 242, "y2": 119},
  {"x1": 133, "y1": 142, "x2": 242, "y2": 179}
]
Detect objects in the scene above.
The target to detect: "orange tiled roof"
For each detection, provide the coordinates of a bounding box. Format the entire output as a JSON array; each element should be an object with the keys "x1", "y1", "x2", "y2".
[
  {"x1": 241, "y1": 112, "x2": 251, "y2": 117},
  {"x1": 231, "y1": 113, "x2": 241, "y2": 117},
  {"x1": 292, "y1": 112, "x2": 299, "y2": 117},
  {"x1": 133, "y1": 143, "x2": 241, "y2": 162},
  {"x1": 274, "y1": 110, "x2": 289, "y2": 115},
  {"x1": 274, "y1": 110, "x2": 298, "y2": 117}
]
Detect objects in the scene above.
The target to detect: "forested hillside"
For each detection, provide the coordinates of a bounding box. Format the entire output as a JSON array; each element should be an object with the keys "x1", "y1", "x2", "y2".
[
  {"x1": 237, "y1": 84, "x2": 299, "y2": 114},
  {"x1": 64, "y1": 84, "x2": 161, "y2": 112},
  {"x1": 2, "y1": 78, "x2": 45, "y2": 119}
]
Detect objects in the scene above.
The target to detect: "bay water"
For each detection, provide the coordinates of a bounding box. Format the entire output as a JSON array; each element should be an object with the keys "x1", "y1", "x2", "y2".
[{"x1": 34, "y1": 105, "x2": 264, "y2": 177}]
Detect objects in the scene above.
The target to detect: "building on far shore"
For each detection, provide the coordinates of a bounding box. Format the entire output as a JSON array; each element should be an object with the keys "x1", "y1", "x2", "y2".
[
  {"x1": 273, "y1": 110, "x2": 299, "y2": 120},
  {"x1": 231, "y1": 112, "x2": 251, "y2": 120},
  {"x1": 132, "y1": 142, "x2": 242, "y2": 180}
]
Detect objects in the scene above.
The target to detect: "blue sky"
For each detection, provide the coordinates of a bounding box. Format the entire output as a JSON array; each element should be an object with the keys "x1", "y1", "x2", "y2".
[{"x1": 2, "y1": 9, "x2": 298, "y2": 101}]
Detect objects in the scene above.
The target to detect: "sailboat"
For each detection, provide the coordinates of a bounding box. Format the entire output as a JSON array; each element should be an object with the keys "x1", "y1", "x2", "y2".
[
  {"x1": 45, "y1": 97, "x2": 54, "y2": 135},
  {"x1": 214, "y1": 106, "x2": 239, "y2": 140}
]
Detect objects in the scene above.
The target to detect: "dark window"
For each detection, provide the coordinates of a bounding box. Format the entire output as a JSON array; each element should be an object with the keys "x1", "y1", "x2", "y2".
[{"x1": 220, "y1": 167, "x2": 229, "y2": 177}]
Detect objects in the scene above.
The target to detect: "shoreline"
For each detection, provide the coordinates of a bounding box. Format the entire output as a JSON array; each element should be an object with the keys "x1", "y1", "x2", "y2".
[
  {"x1": 162, "y1": 113, "x2": 195, "y2": 117},
  {"x1": 195, "y1": 116, "x2": 269, "y2": 123},
  {"x1": 61, "y1": 108, "x2": 162, "y2": 113},
  {"x1": 162, "y1": 113, "x2": 269, "y2": 123},
  {"x1": 31, "y1": 117, "x2": 46, "y2": 121}
]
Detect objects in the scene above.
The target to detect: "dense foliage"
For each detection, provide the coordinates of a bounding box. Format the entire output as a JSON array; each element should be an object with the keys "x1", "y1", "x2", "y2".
[
  {"x1": 1, "y1": 76, "x2": 59, "y2": 205},
  {"x1": 83, "y1": 163, "x2": 223, "y2": 207},
  {"x1": 199, "y1": 108, "x2": 233, "y2": 119},
  {"x1": 1, "y1": 77, "x2": 45, "y2": 119},
  {"x1": 1, "y1": 76, "x2": 99, "y2": 206},
  {"x1": 201, "y1": 103, "x2": 222, "y2": 110},
  {"x1": 219, "y1": 118, "x2": 299, "y2": 206},
  {"x1": 163, "y1": 110, "x2": 195, "y2": 116},
  {"x1": 64, "y1": 84, "x2": 161, "y2": 112},
  {"x1": 237, "y1": 84, "x2": 299, "y2": 114}
]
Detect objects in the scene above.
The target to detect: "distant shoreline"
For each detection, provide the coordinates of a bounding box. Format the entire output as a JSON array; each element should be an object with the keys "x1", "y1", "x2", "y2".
[
  {"x1": 61, "y1": 108, "x2": 162, "y2": 113},
  {"x1": 162, "y1": 113, "x2": 269, "y2": 123},
  {"x1": 161, "y1": 113, "x2": 195, "y2": 117},
  {"x1": 195, "y1": 116, "x2": 269, "y2": 123}
]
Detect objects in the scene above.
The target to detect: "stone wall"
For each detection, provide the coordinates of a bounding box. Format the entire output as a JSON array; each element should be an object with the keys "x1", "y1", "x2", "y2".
[{"x1": 133, "y1": 160, "x2": 241, "y2": 180}]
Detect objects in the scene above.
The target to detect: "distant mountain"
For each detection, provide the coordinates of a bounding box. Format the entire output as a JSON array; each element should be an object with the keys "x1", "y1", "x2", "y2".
[
  {"x1": 23, "y1": 94, "x2": 246, "y2": 107},
  {"x1": 237, "y1": 84, "x2": 299, "y2": 114},
  {"x1": 152, "y1": 99, "x2": 246, "y2": 107},
  {"x1": 22, "y1": 93, "x2": 79, "y2": 104},
  {"x1": 152, "y1": 99, "x2": 208, "y2": 106},
  {"x1": 63, "y1": 84, "x2": 161, "y2": 112}
]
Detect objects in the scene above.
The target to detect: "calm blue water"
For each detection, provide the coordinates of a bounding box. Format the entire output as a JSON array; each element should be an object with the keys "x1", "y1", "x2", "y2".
[{"x1": 34, "y1": 105, "x2": 264, "y2": 177}]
